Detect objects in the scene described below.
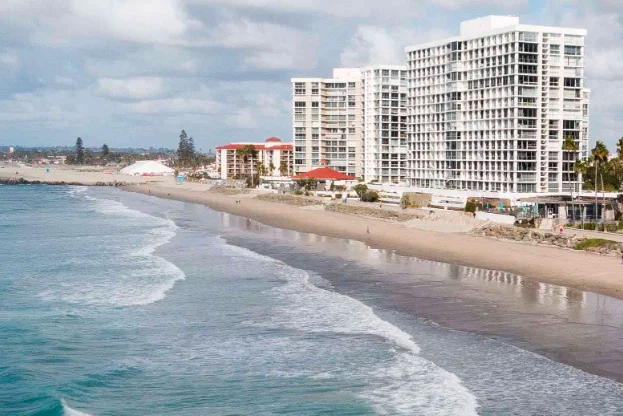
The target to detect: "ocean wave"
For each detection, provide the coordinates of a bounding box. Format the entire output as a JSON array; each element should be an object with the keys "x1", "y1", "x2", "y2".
[
  {"x1": 45, "y1": 194, "x2": 185, "y2": 307},
  {"x1": 62, "y1": 399, "x2": 93, "y2": 416},
  {"x1": 217, "y1": 239, "x2": 479, "y2": 415}
]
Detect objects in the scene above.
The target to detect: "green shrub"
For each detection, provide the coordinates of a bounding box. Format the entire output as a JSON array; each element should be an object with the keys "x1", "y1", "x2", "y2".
[
  {"x1": 353, "y1": 184, "x2": 368, "y2": 198},
  {"x1": 582, "y1": 223, "x2": 597, "y2": 231},
  {"x1": 465, "y1": 201, "x2": 477, "y2": 213},
  {"x1": 606, "y1": 223, "x2": 618, "y2": 232},
  {"x1": 361, "y1": 190, "x2": 379, "y2": 203},
  {"x1": 335, "y1": 193, "x2": 342, "y2": 200},
  {"x1": 575, "y1": 238, "x2": 618, "y2": 250},
  {"x1": 294, "y1": 190, "x2": 303, "y2": 195}
]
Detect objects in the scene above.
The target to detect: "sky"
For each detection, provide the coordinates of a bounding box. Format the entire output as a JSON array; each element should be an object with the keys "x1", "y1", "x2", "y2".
[{"x1": 0, "y1": 0, "x2": 621, "y2": 152}]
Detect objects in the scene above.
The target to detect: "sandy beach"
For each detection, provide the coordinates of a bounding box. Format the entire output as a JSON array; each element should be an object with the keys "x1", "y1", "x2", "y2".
[
  {"x1": 123, "y1": 182, "x2": 623, "y2": 301},
  {"x1": 3, "y1": 165, "x2": 623, "y2": 300}
]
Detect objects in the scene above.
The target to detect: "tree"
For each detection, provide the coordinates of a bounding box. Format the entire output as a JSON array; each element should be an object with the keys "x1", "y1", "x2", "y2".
[
  {"x1": 617, "y1": 137, "x2": 623, "y2": 161},
  {"x1": 75, "y1": 137, "x2": 84, "y2": 164},
  {"x1": 353, "y1": 184, "x2": 368, "y2": 199},
  {"x1": 268, "y1": 162, "x2": 276, "y2": 176},
  {"x1": 562, "y1": 136, "x2": 578, "y2": 153},
  {"x1": 279, "y1": 161, "x2": 289, "y2": 176},
  {"x1": 177, "y1": 130, "x2": 188, "y2": 164},
  {"x1": 101, "y1": 143, "x2": 110, "y2": 157},
  {"x1": 591, "y1": 141, "x2": 610, "y2": 226},
  {"x1": 237, "y1": 144, "x2": 258, "y2": 186}
]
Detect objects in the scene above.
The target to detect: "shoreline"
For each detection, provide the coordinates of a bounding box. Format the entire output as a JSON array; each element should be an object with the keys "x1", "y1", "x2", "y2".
[{"x1": 122, "y1": 183, "x2": 623, "y2": 301}]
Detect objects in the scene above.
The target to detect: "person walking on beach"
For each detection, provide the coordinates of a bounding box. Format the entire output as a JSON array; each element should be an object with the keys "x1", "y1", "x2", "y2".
[
  {"x1": 366, "y1": 226, "x2": 370, "y2": 234},
  {"x1": 620, "y1": 254, "x2": 623, "y2": 265}
]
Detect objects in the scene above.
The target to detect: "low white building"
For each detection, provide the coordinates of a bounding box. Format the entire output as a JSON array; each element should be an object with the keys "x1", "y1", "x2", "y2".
[{"x1": 216, "y1": 137, "x2": 294, "y2": 180}]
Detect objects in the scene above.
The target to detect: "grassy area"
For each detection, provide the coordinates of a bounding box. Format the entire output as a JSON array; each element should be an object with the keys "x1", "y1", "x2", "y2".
[{"x1": 575, "y1": 238, "x2": 619, "y2": 251}]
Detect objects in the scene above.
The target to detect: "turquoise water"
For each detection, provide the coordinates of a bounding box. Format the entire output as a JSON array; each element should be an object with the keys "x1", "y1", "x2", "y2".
[{"x1": 1, "y1": 185, "x2": 623, "y2": 415}]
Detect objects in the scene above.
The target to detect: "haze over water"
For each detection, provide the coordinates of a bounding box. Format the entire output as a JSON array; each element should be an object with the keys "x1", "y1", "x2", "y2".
[{"x1": 2, "y1": 185, "x2": 623, "y2": 415}]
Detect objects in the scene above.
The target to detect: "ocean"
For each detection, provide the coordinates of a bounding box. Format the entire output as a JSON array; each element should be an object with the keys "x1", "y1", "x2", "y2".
[{"x1": 1, "y1": 185, "x2": 623, "y2": 415}]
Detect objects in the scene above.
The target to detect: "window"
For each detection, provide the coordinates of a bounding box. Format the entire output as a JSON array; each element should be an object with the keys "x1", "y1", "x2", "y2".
[
  {"x1": 294, "y1": 101, "x2": 306, "y2": 108},
  {"x1": 311, "y1": 101, "x2": 319, "y2": 108},
  {"x1": 311, "y1": 82, "x2": 319, "y2": 95},
  {"x1": 564, "y1": 45, "x2": 581, "y2": 56},
  {"x1": 550, "y1": 44, "x2": 560, "y2": 55},
  {"x1": 348, "y1": 82, "x2": 356, "y2": 88},
  {"x1": 294, "y1": 82, "x2": 306, "y2": 95}
]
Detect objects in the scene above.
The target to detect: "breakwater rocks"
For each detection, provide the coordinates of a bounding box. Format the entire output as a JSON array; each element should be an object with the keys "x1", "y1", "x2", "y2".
[
  {"x1": 473, "y1": 224, "x2": 623, "y2": 256},
  {"x1": 326, "y1": 203, "x2": 421, "y2": 222},
  {"x1": 0, "y1": 177, "x2": 127, "y2": 186},
  {"x1": 256, "y1": 193, "x2": 323, "y2": 206}
]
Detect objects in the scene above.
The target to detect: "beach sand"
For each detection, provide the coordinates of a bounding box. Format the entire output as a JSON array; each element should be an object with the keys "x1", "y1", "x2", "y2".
[
  {"x1": 3, "y1": 166, "x2": 622, "y2": 300},
  {"x1": 122, "y1": 181, "x2": 623, "y2": 301}
]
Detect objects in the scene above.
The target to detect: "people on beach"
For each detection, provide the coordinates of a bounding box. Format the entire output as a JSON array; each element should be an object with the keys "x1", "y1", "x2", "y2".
[{"x1": 366, "y1": 226, "x2": 370, "y2": 234}]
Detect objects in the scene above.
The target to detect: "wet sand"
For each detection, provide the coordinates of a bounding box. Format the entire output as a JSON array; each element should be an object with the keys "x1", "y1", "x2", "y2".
[
  {"x1": 122, "y1": 182, "x2": 623, "y2": 302},
  {"x1": 213, "y1": 211, "x2": 623, "y2": 384}
]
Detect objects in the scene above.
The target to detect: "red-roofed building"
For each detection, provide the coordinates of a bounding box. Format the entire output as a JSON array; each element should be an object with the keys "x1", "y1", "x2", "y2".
[
  {"x1": 216, "y1": 137, "x2": 294, "y2": 180},
  {"x1": 292, "y1": 167, "x2": 356, "y2": 181}
]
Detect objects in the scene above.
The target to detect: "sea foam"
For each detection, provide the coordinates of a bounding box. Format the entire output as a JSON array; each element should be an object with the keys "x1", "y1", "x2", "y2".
[
  {"x1": 217, "y1": 238, "x2": 479, "y2": 415},
  {"x1": 47, "y1": 191, "x2": 186, "y2": 307},
  {"x1": 62, "y1": 399, "x2": 93, "y2": 416}
]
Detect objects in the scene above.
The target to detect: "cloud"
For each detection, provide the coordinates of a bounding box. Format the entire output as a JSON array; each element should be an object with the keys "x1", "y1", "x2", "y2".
[
  {"x1": 1, "y1": 0, "x2": 202, "y2": 46},
  {"x1": 200, "y1": 0, "x2": 526, "y2": 20},
  {"x1": 97, "y1": 77, "x2": 166, "y2": 100},
  {"x1": 126, "y1": 97, "x2": 221, "y2": 115},
  {"x1": 210, "y1": 19, "x2": 319, "y2": 70},
  {"x1": 340, "y1": 26, "x2": 450, "y2": 67}
]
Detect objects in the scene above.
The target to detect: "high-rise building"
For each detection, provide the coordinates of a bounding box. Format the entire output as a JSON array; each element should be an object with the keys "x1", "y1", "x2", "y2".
[
  {"x1": 361, "y1": 66, "x2": 409, "y2": 184},
  {"x1": 406, "y1": 16, "x2": 588, "y2": 193},
  {"x1": 291, "y1": 68, "x2": 362, "y2": 177}
]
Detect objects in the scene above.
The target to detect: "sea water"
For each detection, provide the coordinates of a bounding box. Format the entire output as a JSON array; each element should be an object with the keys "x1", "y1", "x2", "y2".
[{"x1": 1, "y1": 185, "x2": 622, "y2": 415}]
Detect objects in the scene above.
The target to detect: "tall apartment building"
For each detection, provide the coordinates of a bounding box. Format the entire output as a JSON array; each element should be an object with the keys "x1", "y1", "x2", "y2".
[
  {"x1": 291, "y1": 68, "x2": 362, "y2": 177},
  {"x1": 361, "y1": 66, "x2": 409, "y2": 183},
  {"x1": 406, "y1": 16, "x2": 589, "y2": 193}
]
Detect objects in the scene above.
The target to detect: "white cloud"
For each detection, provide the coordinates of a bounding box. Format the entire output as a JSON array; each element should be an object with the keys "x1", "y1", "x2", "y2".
[
  {"x1": 211, "y1": 19, "x2": 319, "y2": 70},
  {"x1": 97, "y1": 77, "x2": 166, "y2": 100},
  {"x1": 2, "y1": 0, "x2": 202, "y2": 46},
  {"x1": 126, "y1": 97, "x2": 221, "y2": 115},
  {"x1": 341, "y1": 26, "x2": 450, "y2": 67},
  {"x1": 0, "y1": 49, "x2": 20, "y2": 74},
  {"x1": 200, "y1": 0, "x2": 525, "y2": 19}
]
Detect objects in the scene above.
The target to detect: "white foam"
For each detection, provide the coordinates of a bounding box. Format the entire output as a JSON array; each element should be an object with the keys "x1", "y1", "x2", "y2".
[
  {"x1": 51, "y1": 195, "x2": 185, "y2": 307},
  {"x1": 62, "y1": 399, "x2": 93, "y2": 416},
  {"x1": 217, "y1": 240, "x2": 479, "y2": 415},
  {"x1": 67, "y1": 186, "x2": 88, "y2": 196}
]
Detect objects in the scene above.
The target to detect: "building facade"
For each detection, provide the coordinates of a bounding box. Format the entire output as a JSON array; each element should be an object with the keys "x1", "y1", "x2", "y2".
[
  {"x1": 291, "y1": 68, "x2": 362, "y2": 177},
  {"x1": 406, "y1": 16, "x2": 588, "y2": 193},
  {"x1": 216, "y1": 137, "x2": 293, "y2": 180},
  {"x1": 361, "y1": 66, "x2": 409, "y2": 183}
]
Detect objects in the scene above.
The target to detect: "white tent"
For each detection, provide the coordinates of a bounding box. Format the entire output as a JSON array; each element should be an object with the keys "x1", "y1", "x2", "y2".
[{"x1": 120, "y1": 160, "x2": 175, "y2": 176}]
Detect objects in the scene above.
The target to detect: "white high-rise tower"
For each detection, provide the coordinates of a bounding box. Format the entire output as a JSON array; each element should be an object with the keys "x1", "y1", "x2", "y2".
[{"x1": 406, "y1": 16, "x2": 589, "y2": 193}]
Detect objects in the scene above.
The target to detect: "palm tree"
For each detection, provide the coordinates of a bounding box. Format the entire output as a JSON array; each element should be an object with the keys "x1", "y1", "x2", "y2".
[
  {"x1": 591, "y1": 141, "x2": 609, "y2": 227},
  {"x1": 269, "y1": 162, "x2": 276, "y2": 177},
  {"x1": 279, "y1": 161, "x2": 289, "y2": 177},
  {"x1": 562, "y1": 135, "x2": 579, "y2": 153},
  {"x1": 237, "y1": 144, "x2": 258, "y2": 187},
  {"x1": 616, "y1": 137, "x2": 623, "y2": 161}
]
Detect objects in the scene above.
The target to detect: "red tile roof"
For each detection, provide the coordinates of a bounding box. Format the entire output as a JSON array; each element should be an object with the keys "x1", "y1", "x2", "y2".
[{"x1": 292, "y1": 167, "x2": 356, "y2": 180}]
